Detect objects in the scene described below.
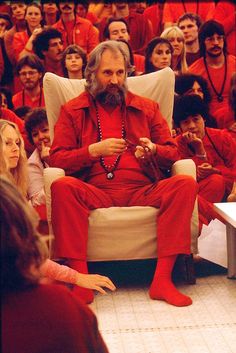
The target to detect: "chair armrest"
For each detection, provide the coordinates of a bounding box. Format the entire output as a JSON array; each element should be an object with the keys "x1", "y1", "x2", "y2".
[{"x1": 171, "y1": 159, "x2": 196, "y2": 179}]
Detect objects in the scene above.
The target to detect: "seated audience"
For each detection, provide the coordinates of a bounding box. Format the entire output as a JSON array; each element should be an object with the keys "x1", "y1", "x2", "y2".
[
  {"x1": 50, "y1": 40, "x2": 198, "y2": 307},
  {"x1": 189, "y1": 20, "x2": 236, "y2": 115},
  {"x1": 175, "y1": 73, "x2": 217, "y2": 128},
  {"x1": 143, "y1": 2, "x2": 164, "y2": 37},
  {"x1": 161, "y1": 26, "x2": 188, "y2": 75},
  {"x1": 76, "y1": 1, "x2": 99, "y2": 26},
  {"x1": 41, "y1": 1, "x2": 59, "y2": 27},
  {"x1": 103, "y1": 17, "x2": 145, "y2": 74},
  {"x1": 0, "y1": 119, "x2": 116, "y2": 298},
  {"x1": 144, "y1": 37, "x2": 172, "y2": 74},
  {"x1": 53, "y1": 2, "x2": 99, "y2": 54},
  {"x1": 174, "y1": 95, "x2": 236, "y2": 200},
  {"x1": 13, "y1": 54, "x2": 45, "y2": 109},
  {"x1": 62, "y1": 44, "x2": 87, "y2": 79},
  {"x1": 12, "y1": 2, "x2": 43, "y2": 61},
  {"x1": 162, "y1": 0, "x2": 215, "y2": 29},
  {"x1": 177, "y1": 12, "x2": 202, "y2": 66},
  {"x1": 88, "y1": 2, "x2": 115, "y2": 23},
  {"x1": 33, "y1": 27, "x2": 64, "y2": 77},
  {"x1": 1, "y1": 176, "x2": 111, "y2": 353}
]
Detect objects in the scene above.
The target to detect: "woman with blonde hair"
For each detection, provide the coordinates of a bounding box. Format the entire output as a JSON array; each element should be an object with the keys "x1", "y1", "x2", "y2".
[
  {"x1": 0, "y1": 119, "x2": 28, "y2": 197},
  {"x1": 161, "y1": 26, "x2": 188, "y2": 75}
]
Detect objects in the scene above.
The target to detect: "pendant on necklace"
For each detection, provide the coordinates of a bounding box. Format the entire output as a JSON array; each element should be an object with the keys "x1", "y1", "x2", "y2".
[
  {"x1": 107, "y1": 172, "x2": 114, "y2": 180},
  {"x1": 217, "y1": 96, "x2": 223, "y2": 102}
]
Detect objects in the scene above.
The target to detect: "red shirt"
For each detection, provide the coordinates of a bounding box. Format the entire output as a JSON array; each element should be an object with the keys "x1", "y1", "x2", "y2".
[
  {"x1": 53, "y1": 15, "x2": 99, "y2": 54},
  {"x1": 133, "y1": 54, "x2": 145, "y2": 74},
  {"x1": 162, "y1": 1, "x2": 215, "y2": 25},
  {"x1": 143, "y1": 4, "x2": 163, "y2": 37},
  {"x1": 12, "y1": 30, "x2": 30, "y2": 61},
  {"x1": 13, "y1": 88, "x2": 45, "y2": 109},
  {"x1": 214, "y1": 1, "x2": 236, "y2": 56},
  {"x1": 189, "y1": 55, "x2": 236, "y2": 114},
  {"x1": 50, "y1": 91, "x2": 179, "y2": 181},
  {"x1": 2, "y1": 284, "x2": 109, "y2": 353}
]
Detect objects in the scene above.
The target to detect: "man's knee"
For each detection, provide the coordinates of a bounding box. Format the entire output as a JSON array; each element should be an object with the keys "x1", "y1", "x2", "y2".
[
  {"x1": 172, "y1": 174, "x2": 198, "y2": 190},
  {"x1": 51, "y1": 176, "x2": 77, "y2": 196}
]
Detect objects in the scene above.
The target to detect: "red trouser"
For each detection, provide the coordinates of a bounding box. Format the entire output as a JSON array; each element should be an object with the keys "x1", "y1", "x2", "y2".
[
  {"x1": 51, "y1": 175, "x2": 198, "y2": 260},
  {"x1": 198, "y1": 174, "x2": 226, "y2": 203}
]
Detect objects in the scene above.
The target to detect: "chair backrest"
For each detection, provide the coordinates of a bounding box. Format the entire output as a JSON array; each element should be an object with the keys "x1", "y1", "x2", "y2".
[{"x1": 43, "y1": 67, "x2": 175, "y2": 141}]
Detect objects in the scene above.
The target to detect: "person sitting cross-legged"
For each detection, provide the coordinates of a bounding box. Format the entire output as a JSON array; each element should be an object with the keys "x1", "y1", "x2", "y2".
[{"x1": 49, "y1": 40, "x2": 199, "y2": 307}]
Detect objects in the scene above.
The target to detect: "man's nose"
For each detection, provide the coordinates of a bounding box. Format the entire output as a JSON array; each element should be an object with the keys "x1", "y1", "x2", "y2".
[
  {"x1": 110, "y1": 74, "x2": 118, "y2": 84},
  {"x1": 38, "y1": 131, "x2": 45, "y2": 140}
]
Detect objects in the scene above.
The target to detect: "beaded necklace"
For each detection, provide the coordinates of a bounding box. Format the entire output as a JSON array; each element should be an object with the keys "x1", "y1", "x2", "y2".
[
  {"x1": 94, "y1": 101, "x2": 126, "y2": 180},
  {"x1": 203, "y1": 55, "x2": 227, "y2": 102}
]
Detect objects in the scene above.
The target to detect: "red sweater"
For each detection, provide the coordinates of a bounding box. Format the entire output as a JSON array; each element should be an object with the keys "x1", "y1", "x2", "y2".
[{"x1": 2, "y1": 284, "x2": 109, "y2": 353}]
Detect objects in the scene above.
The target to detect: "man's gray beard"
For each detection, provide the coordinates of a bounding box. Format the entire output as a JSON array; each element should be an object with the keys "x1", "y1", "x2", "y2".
[{"x1": 95, "y1": 83, "x2": 127, "y2": 106}]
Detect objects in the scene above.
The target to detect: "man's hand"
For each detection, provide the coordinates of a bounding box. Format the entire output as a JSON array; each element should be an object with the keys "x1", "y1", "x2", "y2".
[
  {"x1": 89, "y1": 138, "x2": 127, "y2": 157},
  {"x1": 134, "y1": 137, "x2": 156, "y2": 159},
  {"x1": 197, "y1": 163, "x2": 220, "y2": 179},
  {"x1": 181, "y1": 131, "x2": 205, "y2": 154},
  {"x1": 40, "y1": 141, "x2": 50, "y2": 162}
]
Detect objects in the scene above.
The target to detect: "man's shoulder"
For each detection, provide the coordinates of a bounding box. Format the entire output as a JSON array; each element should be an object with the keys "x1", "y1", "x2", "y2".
[
  {"x1": 126, "y1": 91, "x2": 159, "y2": 113},
  {"x1": 188, "y1": 57, "x2": 204, "y2": 72},
  {"x1": 62, "y1": 91, "x2": 90, "y2": 111},
  {"x1": 75, "y1": 15, "x2": 93, "y2": 27}
]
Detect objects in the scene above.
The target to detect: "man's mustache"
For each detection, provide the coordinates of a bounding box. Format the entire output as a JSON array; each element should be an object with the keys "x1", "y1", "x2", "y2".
[
  {"x1": 62, "y1": 5, "x2": 72, "y2": 10},
  {"x1": 211, "y1": 46, "x2": 221, "y2": 50}
]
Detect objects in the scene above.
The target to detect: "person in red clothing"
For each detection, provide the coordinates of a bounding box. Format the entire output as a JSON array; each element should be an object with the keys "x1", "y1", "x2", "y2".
[
  {"x1": 99, "y1": 2, "x2": 153, "y2": 55},
  {"x1": 53, "y1": 1, "x2": 99, "y2": 54},
  {"x1": 174, "y1": 95, "x2": 236, "y2": 201},
  {"x1": 162, "y1": 1, "x2": 215, "y2": 29},
  {"x1": 177, "y1": 12, "x2": 202, "y2": 66},
  {"x1": 1, "y1": 176, "x2": 109, "y2": 353},
  {"x1": 13, "y1": 54, "x2": 45, "y2": 109},
  {"x1": 33, "y1": 27, "x2": 64, "y2": 77},
  {"x1": 189, "y1": 20, "x2": 236, "y2": 115},
  {"x1": 214, "y1": 1, "x2": 236, "y2": 57},
  {"x1": 50, "y1": 40, "x2": 198, "y2": 307},
  {"x1": 76, "y1": 1, "x2": 99, "y2": 26},
  {"x1": 103, "y1": 17, "x2": 145, "y2": 74}
]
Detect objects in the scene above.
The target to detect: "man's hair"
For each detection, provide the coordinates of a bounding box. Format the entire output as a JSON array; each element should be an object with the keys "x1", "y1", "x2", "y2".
[
  {"x1": 198, "y1": 20, "x2": 227, "y2": 57},
  {"x1": 173, "y1": 95, "x2": 209, "y2": 127},
  {"x1": 24, "y1": 108, "x2": 48, "y2": 145},
  {"x1": 177, "y1": 12, "x2": 202, "y2": 29},
  {"x1": 16, "y1": 54, "x2": 45, "y2": 75},
  {"x1": 175, "y1": 73, "x2": 211, "y2": 105},
  {"x1": 103, "y1": 17, "x2": 130, "y2": 40},
  {"x1": 33, "y1": 27, "x2": 62, "y2": 59},
  {"x1": 144, "y1": 37, "x2": 173, "y2": 74},
  {"x1": 0, "y1": 176, "x2": 46, "y2": 297},
  {"x1": 61, "y1": 44, "x2": 87, "y2": 78},
  {"x1": 84, "y1": 40, "x2": 129, "y2": 97}
]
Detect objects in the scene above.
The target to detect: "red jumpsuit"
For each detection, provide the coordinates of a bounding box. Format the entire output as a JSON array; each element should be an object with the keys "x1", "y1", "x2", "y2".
[{"x1": 50, "y1": 91, "x2": 198, "y2": 261}]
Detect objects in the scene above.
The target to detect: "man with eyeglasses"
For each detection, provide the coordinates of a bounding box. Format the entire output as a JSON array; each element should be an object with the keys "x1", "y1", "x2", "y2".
[
  {"x1": 13, "y1": 54, "x2": 45, "y2": 109},
  {"x1": 189, "y1": 20, "x2": 236, "y2": 115}
]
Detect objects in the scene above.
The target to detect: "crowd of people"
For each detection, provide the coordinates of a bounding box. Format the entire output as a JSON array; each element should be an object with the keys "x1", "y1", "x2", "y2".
[{"x1": 1, "y1": 1, "x2": 236, "y2": 352}]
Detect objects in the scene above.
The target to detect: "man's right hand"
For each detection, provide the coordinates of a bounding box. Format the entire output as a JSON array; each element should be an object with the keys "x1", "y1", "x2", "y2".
[
  {"x1": 181, "y1": 132, "x2": 205, "y2": 154},
  {"x1": 88, "y1": 138, "x2": 127, "y2": 158}
]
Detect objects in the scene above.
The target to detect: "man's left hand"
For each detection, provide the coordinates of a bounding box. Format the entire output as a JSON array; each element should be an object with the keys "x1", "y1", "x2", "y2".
[
  {"x1": 134, "y1": 137, "x2": 156, "y2": 159},
  {"x1": 197, "y1": 163, "x2": 220, "y2": 179}
]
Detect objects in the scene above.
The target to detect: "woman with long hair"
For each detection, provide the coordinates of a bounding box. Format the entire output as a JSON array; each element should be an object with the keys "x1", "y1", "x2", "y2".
[
  {"x1": 161, "y1": 26, "x2": 188, "y2": 75},
  {"x1": 1, "y1": 176, "x2": 109, "y2": 353},
  {"x1": 144, "y1": 37, "x2": 173, "y2": 74}
]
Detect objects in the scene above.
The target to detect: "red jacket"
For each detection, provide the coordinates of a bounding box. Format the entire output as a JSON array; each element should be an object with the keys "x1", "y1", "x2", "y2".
[
  {"x1": 53, "y1": 16, "x2": 99, "y2": 54},
  {"x1": 176, "y1": 127, "x2": 236, "y2": 184},
  {"x1": 50, "y1": 91, "x2": 179, "y2": 177}
]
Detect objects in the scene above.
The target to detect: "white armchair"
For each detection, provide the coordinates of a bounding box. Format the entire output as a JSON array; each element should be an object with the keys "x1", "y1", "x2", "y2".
[{"x1": 43, "y1": 68, "x2": 199, "y2": 262}]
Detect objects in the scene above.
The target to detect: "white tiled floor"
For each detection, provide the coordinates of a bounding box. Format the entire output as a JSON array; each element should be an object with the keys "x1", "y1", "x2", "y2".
[{"x1": 90, "y1": 274, "x2": 236, "y2": 353}]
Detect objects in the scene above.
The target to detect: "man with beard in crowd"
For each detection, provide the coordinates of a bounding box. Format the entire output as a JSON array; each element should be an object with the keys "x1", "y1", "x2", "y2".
[
  {"x1": 49, "y1": 40, "x2": 198, "y2": 307},
  {"x1": 189, "y1": 20, "x2": 236, "y2": 115}
]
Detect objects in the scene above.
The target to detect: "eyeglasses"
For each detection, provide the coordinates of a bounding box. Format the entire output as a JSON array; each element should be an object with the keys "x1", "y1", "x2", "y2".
[
  {"x1": 205, "y1": 35, "x2": 224, "y2": 43},
  {"x1": 19, "y1": 70, "x2": 39, "y2": 77}
]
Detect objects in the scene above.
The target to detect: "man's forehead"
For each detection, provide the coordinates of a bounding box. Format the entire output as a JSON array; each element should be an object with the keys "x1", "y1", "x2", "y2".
[
  {"x1": 179, "y1": 18, "x2": 196, "y2": 26},
  {"x1": 100, "y1": 49, "x2": 125, "y2": 62}
]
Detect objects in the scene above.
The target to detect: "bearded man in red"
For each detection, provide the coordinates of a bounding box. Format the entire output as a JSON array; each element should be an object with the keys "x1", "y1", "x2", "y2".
[{"x1": 50, "y1": 41, "x2": 198, "y2": 307}]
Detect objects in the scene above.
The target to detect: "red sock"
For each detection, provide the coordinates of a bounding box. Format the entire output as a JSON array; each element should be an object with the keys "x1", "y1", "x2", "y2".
[
  {"x1": 149, "y1": 255, "x2": 192, "y2": 307},
  {"x1": 68, "y1": 259, "x2": 94, "y2": 304}
]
